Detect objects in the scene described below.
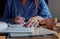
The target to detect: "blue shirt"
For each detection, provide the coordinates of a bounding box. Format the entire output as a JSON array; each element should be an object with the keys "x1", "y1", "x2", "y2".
[{"x1": 2, "y1": 0, "x2": 52, "y2": 22}]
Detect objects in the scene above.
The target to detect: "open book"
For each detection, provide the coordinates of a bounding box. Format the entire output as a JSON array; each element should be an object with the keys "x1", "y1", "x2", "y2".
[
  {"x1": 10, "y1": 27, "x2": 56, "y2": 37},
  {"x1": 0, "y1": 22, "x2": 34, "y2": 33},
  {"x1": 0, "y1": 22, "x2": 56, "y2": 37}
]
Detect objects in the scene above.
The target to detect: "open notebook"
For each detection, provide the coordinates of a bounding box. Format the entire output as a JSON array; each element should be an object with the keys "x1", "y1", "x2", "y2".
[
  {"x1": 0, "y1": 22, "x2": 56, "y2": 37},
  {"x1": 0, "y1": 22, "x2": 34, "y2": 33},
  {"x1": 10, "y1": 27, "x2": 56, "y2": 37}
]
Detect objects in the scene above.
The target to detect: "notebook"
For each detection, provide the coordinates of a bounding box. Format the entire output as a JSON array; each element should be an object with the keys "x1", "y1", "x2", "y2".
[
  {"x1": 0, "y1": 22, "x2": 56, "y2": 37},
  {"x1": 10, "y1": 27, "x2": 56, "y2": 37},
  {"x1": 0, "y1": 23, "x2": 34, "y2": 33}
]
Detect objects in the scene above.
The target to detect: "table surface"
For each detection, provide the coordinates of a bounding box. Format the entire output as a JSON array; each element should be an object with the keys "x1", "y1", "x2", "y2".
[
  {"x1": 0, "y1": 23, "x2": 60, "y2": 39},
  {"x1": 0, "y1": 36, "x2": 6, "y2": 39}
]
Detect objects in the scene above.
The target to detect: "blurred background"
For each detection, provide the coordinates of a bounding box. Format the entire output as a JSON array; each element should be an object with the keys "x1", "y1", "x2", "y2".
[{"x1": 48, "y1": 0, "x2": 60, "y2": 22}]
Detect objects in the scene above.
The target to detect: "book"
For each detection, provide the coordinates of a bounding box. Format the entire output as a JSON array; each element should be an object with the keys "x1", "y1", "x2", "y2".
[
  {"x1": 0, "y1": 22, "x2": 34, "y2": 33},
  {"x1": 9, "y1": 27, "x2": 57, "y2": 37}
]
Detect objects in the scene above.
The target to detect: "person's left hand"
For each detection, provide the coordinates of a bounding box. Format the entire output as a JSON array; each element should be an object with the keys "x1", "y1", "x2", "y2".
[{"x1": 24, "y1": 16, "x2": 44, "y2": 27}]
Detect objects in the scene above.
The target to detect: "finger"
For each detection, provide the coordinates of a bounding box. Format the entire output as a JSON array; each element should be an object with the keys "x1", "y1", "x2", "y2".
[
  {"x1": 15, "y1": 20, "x2": 20, "y2": 24},
  {"x1": 31, "y1": 20, "x2": 37, "y2": 27},
  {"x1": 16, "y1": 16, "x2": 21, "y2": 19},
  {"x1": 15, "y1": 19, "x2": 24, "y2": 24},
  {"x1": 19, "y1": 20, "x2": 24, "y2": 23},
  {"x1": 23, "y1": 22, "x2": 30, "y2": 27},
  {"x1": 16, "y1": 16, "x2": 20, "y2": 20},
  {"x1": 22, "y1": 17, "x2": 25, "y2": 21},
  {"x1": 34, "y1": 21, "x2": 39, "y2": 27},
  {"x1": 19, "y1": 17, "x2": 24, "y2": 21},
  {"x1": 27, "y1": 17, "x2": 34, "y2": 27},
  {"x1": 28, "y1": 19, "x2": 35, "y2": 27},
  {"x1": 16, "y1": 17, "x2": 24, "y2": 21}
]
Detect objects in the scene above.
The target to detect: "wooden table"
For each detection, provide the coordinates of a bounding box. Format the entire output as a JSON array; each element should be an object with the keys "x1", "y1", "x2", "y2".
[
  {"x1": 0, "y1": 23, "x2": 60, "y2": 39},
  {"x1": 0, "y1": 33, "x2": 7, "y2": 39},
  {"x1": 55, "y1": 23, "x2": 60, "y2": 39},
  {"x1": 0, "y1": 36, "x2": 6, "y2": 39}
]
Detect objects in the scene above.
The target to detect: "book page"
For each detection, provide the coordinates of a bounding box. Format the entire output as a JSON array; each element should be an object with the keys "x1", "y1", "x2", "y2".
[{"x1": 0, "y1": 22, "x2": 34, "y2": 33}]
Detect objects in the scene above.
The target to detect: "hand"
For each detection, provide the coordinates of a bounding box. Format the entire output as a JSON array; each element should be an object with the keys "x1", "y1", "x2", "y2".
[
  {"x1": 15, "y1": 16, "x2": 25, "y2": 24},
  {"x1": 24, "y1": 16, "x2": 44, "y2": 27}
]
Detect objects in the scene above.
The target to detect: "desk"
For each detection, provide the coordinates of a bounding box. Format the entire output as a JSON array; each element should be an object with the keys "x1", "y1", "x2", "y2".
[
  {"x1": 0, "y1": 23, "x2": 60, "y2": 39},
  {"x1": 0, "y1": 33, "x2": 7, "y2": 39},
  {"x1": 0, "y1": 36, "x2": 6, "y2": 39},
  {"x1": 7, "y1": 36, "x2": 58, "y2": 39},
  {"x1": 55, "y1": 33, "x2": 60, "y2": 39},
  {"x1": 55, "y1": 23, "x2": 60, "y2": 39}
]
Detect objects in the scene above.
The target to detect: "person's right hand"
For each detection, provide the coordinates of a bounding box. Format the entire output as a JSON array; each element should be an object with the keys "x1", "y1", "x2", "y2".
[{"x1": 15, "y1": 16, "x2": 25, "y2": 24}]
